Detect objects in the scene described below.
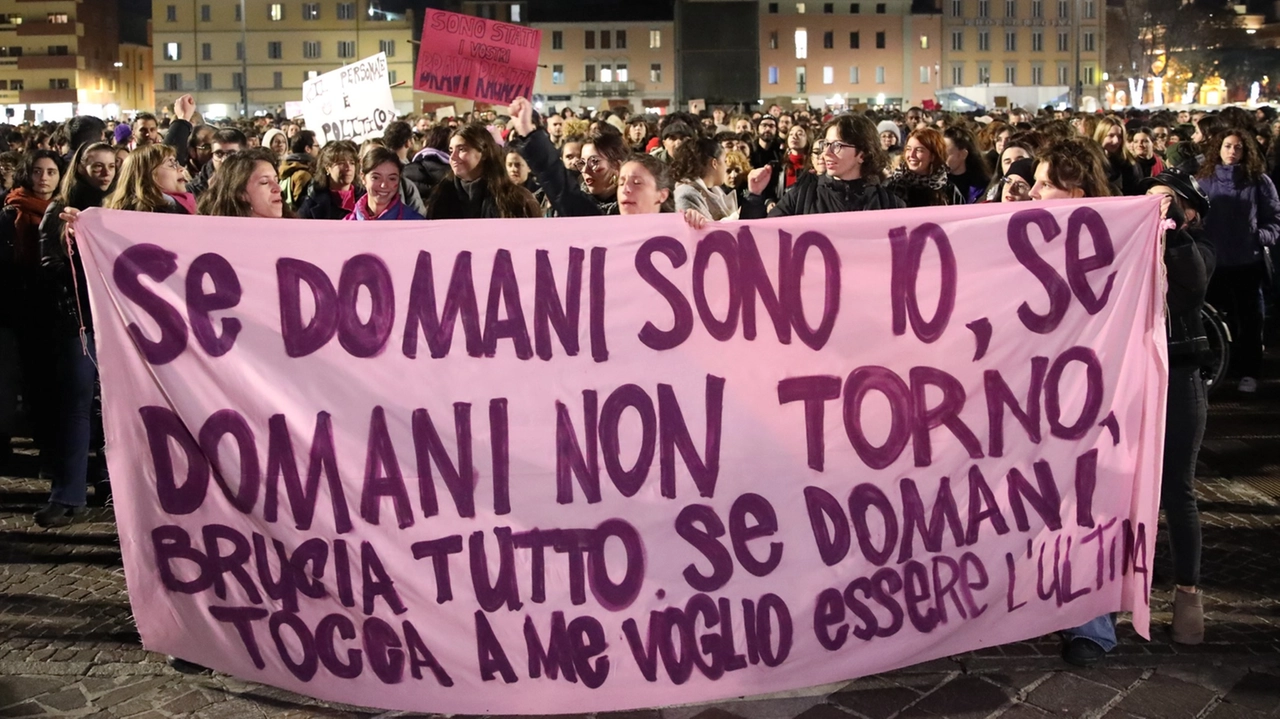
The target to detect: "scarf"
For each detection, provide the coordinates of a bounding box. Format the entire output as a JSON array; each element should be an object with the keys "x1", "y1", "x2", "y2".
[
  {"x1": 887, "y1": 164, "x2": 950, "y2": 191},
  {"x1": 5, "y1": 187, "x2": 51, "y2": 266},
  {"x1": 163, "y1": 191, "x2": 197, "y2": 215},
  {"x1": 349, "y1": 193, "x2": 404, "y2": 220},
  {"x1": 784, "y1": 152, "x2": 807, "y2": 188}
]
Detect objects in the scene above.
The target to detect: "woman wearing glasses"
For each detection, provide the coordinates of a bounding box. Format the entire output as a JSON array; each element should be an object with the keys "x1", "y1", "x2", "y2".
[
  {"x1": 740, "y1": 114, "x2": 903, "y2": 218},
  {"x1": 507, "y1": 97, "x2": 630, "y2": 217}
]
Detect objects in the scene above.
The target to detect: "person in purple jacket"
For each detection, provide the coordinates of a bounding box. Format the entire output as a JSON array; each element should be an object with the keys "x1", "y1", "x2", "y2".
[
  {"x1": 1196, "y1": 129, "x2": 1280, "y2": 393},
  {"x1": 345, "y1": 147, "x2": 424, "y2": 221}
]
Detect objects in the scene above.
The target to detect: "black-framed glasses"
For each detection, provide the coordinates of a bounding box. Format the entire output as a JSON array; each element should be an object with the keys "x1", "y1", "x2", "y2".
[{"x1": 812, "y1": 140, "x2": 857, "y2": 155}]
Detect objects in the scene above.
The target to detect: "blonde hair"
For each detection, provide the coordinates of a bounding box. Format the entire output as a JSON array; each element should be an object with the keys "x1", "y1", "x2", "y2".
[
  {"x1": 1092, "y1": 116, "x2": 1134, "y2": 161},
  {"x1": 105, "y1": 144, "x2": 175, "y2": 213}
]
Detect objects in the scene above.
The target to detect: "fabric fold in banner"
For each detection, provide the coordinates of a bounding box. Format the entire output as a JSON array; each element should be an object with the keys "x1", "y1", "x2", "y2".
[{"x1": 76, "y1": 197, "x2": 1166, "y2": 716}]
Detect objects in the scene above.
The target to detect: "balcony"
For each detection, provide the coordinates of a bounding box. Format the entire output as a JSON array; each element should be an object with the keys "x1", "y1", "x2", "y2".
[
  {"x1": 19, "y1": 88, "x2": 76, "y2": 103},
  {"x1": 18, "y1": 54, "x2": 80, "y2": 70},
  {"x1": 17, "y1": 21, "x2": 80, "y2": 37},
  {"x1": 577, "y1": 81, "x2": 637, "y2": 97}
]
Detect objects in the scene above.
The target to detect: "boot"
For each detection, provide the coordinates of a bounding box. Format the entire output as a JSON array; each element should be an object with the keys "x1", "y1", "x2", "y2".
[{"x1": 1171, "y1": 588, "x2": 1204, "y2": 645}]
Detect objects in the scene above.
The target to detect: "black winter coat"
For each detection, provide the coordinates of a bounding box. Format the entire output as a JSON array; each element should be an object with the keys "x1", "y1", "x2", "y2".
[
  {"x1": 1165, "y1": 223, "x2": 1215, "y2": 367},
  {"x1": 403, "y1": 151, "x2": 451, "y2": 202},
  {"x1": 297, "y1": 184, "x2": 366, "y2": 220},
  {"x1": 740, "y1": 173, "x2": 905, "y2": 219},
  {"x1": 508, "y1": 129, "x2": 618, "y2": 217}
]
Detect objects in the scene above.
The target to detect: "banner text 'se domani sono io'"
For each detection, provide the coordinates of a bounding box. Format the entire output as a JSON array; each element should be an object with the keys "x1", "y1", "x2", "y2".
[{"x1": 77, "y1": 197, "x2": 1166, "y2": 715}]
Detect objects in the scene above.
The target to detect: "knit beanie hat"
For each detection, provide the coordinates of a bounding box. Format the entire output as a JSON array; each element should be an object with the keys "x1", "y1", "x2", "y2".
[{"x1": 876, "y1": 120, "x2": 901, "y2": 146}]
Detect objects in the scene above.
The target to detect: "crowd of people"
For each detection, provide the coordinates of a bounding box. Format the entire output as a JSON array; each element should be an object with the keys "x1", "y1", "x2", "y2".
[{"x1": 2, "y1": 91, "x2": 1277, "y2": 672}]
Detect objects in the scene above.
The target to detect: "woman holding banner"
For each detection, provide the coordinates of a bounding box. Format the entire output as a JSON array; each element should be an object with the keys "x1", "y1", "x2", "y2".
[{"x1": 31, "y1": 142, "x2": 118, "y2": 526}]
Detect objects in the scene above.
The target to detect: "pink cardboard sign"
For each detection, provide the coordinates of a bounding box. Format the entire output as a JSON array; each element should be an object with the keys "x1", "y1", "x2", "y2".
[
  {"x1": 415, "y1": 8, "x2": 541, "y2": 105},
  {"x1": 77, "y1": 197, "x2": 1166, "y2": 715}
]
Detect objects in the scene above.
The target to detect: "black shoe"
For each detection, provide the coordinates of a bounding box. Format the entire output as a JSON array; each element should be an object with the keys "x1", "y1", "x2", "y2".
[
  {"x1": 33, "y1": 502, "x2": 86, "y2": 529},
  {"x1": 1062, "y1": 636, "x2": 1107, "y2": 668},
  {"x1": 167, "y1": 656, "x2": 211, "y2": 674},
  {"x1": 87, "y1": 480, "x2": 112, "y2": 508}
]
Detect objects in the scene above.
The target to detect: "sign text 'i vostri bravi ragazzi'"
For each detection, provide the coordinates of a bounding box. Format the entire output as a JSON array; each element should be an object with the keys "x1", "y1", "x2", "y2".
[
  {"x1": 77, "y1": 197, "x2": 1167, "y2": 715},
  {"x1": 415, "y1": 8, "x2": 541, "y2": 105}
]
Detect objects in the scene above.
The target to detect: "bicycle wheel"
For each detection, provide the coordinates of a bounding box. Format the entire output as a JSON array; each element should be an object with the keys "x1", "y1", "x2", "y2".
[{"x1": 1201, "y1": 303, "x2": 1231, "y2": 395}]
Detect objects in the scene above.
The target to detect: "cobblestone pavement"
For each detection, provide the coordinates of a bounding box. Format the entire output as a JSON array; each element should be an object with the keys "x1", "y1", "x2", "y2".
[{"x1": 3, "y1": 381, "x2": 1280, "y2": 718}]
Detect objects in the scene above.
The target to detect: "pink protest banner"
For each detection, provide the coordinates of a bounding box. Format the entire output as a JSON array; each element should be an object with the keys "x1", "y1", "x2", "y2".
[
  {"x1": 415, "y1": 8, "x2": 540, "y2": 105},
  {"x1": 77, "y1": 198, "x2": 1166, "y2": 715}
]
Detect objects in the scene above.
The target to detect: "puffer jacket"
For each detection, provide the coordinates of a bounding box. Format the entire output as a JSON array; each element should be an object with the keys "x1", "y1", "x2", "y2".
[
  {"x1": 740, "y1": 172, "x2": 905, "y2": 219},
  {"x1": 1198, "y1": 164, "x2": 1280, "y2": 268}
]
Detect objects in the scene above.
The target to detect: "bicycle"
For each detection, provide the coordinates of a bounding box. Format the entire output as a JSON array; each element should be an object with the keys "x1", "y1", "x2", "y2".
[{"x1": 1200, "y1": 302, "x2": 1231, "y2": 395}]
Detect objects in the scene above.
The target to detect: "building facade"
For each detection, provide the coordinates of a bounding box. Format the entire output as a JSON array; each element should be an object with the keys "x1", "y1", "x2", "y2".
[
  {"x1": 940, "y1": 0, "x2": 1105, "y2": 110},
  {"x1": 529, "y1": 21, "x2": 677, "y2": 114},
  {"x1": 0, "y1": 0, "x2": 121, "y2": 122},
  {"x1": 759, "y1": 0, "x2": 944, "y2": 111},
  {"x1": 151, "y1": 0, "x2": 417, "y2": 119},
  {"x1": 118, "y1": 38, "x2": 156, "y2": 117}
]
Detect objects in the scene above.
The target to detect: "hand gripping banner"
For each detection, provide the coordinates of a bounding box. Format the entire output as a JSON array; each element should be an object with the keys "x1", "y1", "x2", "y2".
[{"x1": 76, "y1": 197, "x2": 1166, "y2": 715}]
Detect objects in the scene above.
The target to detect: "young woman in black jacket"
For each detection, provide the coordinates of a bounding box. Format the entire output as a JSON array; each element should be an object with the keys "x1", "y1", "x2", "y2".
[
  {"x1": 32, "y1": 142, "x2": 117, "y2": 526},
  {"x1": 425, "y1": 123, "x2": 541, "y2": 219},
  {"x1": 1138, "y1": 169, "x2": 1215, "y2": 649},
  {"x1": 297, "y1": 141, "x2": 364, "y2": 220},
  {"x1": 740, "y1": 113, "x2": 904, "y2": 218},
  {"x1": 507, "y1": 97, "x2": 627, "y2": 217}
]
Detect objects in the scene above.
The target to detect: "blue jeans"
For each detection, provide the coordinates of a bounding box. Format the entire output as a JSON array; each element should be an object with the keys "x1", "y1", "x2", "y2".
[
  {"x1": 49, "y1": 332, "x2": 97, "y2": 508},
  {"x1": 1064, "y1": 613, "x2": 1117, "y2": 651}
]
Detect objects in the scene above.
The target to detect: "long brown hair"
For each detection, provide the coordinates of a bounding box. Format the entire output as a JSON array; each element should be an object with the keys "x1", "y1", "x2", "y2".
[
  {"x1": 1198, "y1": 129, "x2": 1267, "y2": 184},
  {"x1": 198, "y1": 148, "x2": 294, "y2": 218},
  {"x1": 105, "y1": 144, "x2": 174, "y2": 212},
  {"x1": 313, "y1": 140, "x2": 359, "y2": 191},
  {"x1": 59, "y1": 142, "x2": 116, "y2": 207},
  {"x1": 435, "y1": 123, "x2": 540, "y2": 218},
  {"x1": 906, "y1": 127, "x2": 948, "y2": 175}
]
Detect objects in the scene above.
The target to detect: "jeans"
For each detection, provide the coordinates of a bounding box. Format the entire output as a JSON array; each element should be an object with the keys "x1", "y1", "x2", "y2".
[
  {"x1": 1207, "y1": 262, "x2": 1266, "y2": 379},
  {"x1": 1163, "y1": 364, "x2": 1205, "y2": 587},
  {"x1": 1064, "y1": 613, "x2": 1118, "y2": 651},
  {"x1": 1065, "y1": 364, "x2": 1208, "y2": 649},
  {"x1": 49, "y1": 332, "x2": 98, "y2": 508}
]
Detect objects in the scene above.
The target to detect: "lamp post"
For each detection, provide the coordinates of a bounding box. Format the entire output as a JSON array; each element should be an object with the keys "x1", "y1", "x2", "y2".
[{"x1": 239, "y1": 0, "x2": 249, "y2": 117}]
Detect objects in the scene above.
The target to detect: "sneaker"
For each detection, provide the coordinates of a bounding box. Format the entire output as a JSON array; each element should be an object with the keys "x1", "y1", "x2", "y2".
[
  {"x1": 1171, "y1": 588, "x2": 1205, "y2": 645},
  {"x1": 1062, "y1": 636, "x2": 1107, "y2": 668},
  {"x1": 167, "y1": 656, "x2": 211, "y2": 674},
  {"x1": 1239, "y1": 377, "x2": 1258, "y2": 393},
  {"x1": 33, "y1": 502, "x2": 86, "y2": 529}
]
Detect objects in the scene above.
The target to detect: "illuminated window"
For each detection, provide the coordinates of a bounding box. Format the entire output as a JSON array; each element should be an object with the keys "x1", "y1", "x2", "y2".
[
  {"x1": 268, "y1": 4, "x2": 284, "y2": 21},
  {"x1": 823, "y1": 66, "x2": 834, "y2": 84},
  {"x1": 650, "y1": 30, "x2": 661, "y2": 48},
  {"x1": 920, "y1": 35, "x2": 928, "y2": 49},
  {"x1": 164, "y1": 42, "x2": 180, "y2": 61},
  {"x1": 795, "y1": 28, "x2": 807, "y2": 58}
]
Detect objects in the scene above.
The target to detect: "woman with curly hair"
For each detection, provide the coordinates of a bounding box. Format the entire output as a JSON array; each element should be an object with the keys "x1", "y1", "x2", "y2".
[
  {"x1": 885, "y1": 127, "x2": 964, "y2": 207},
  {"x1": 1198, "y1": 129, "x2": 1280, "y2": 393},
  {"x1": 672, "y1": 137, "x2": 737, "y2": 221}
]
